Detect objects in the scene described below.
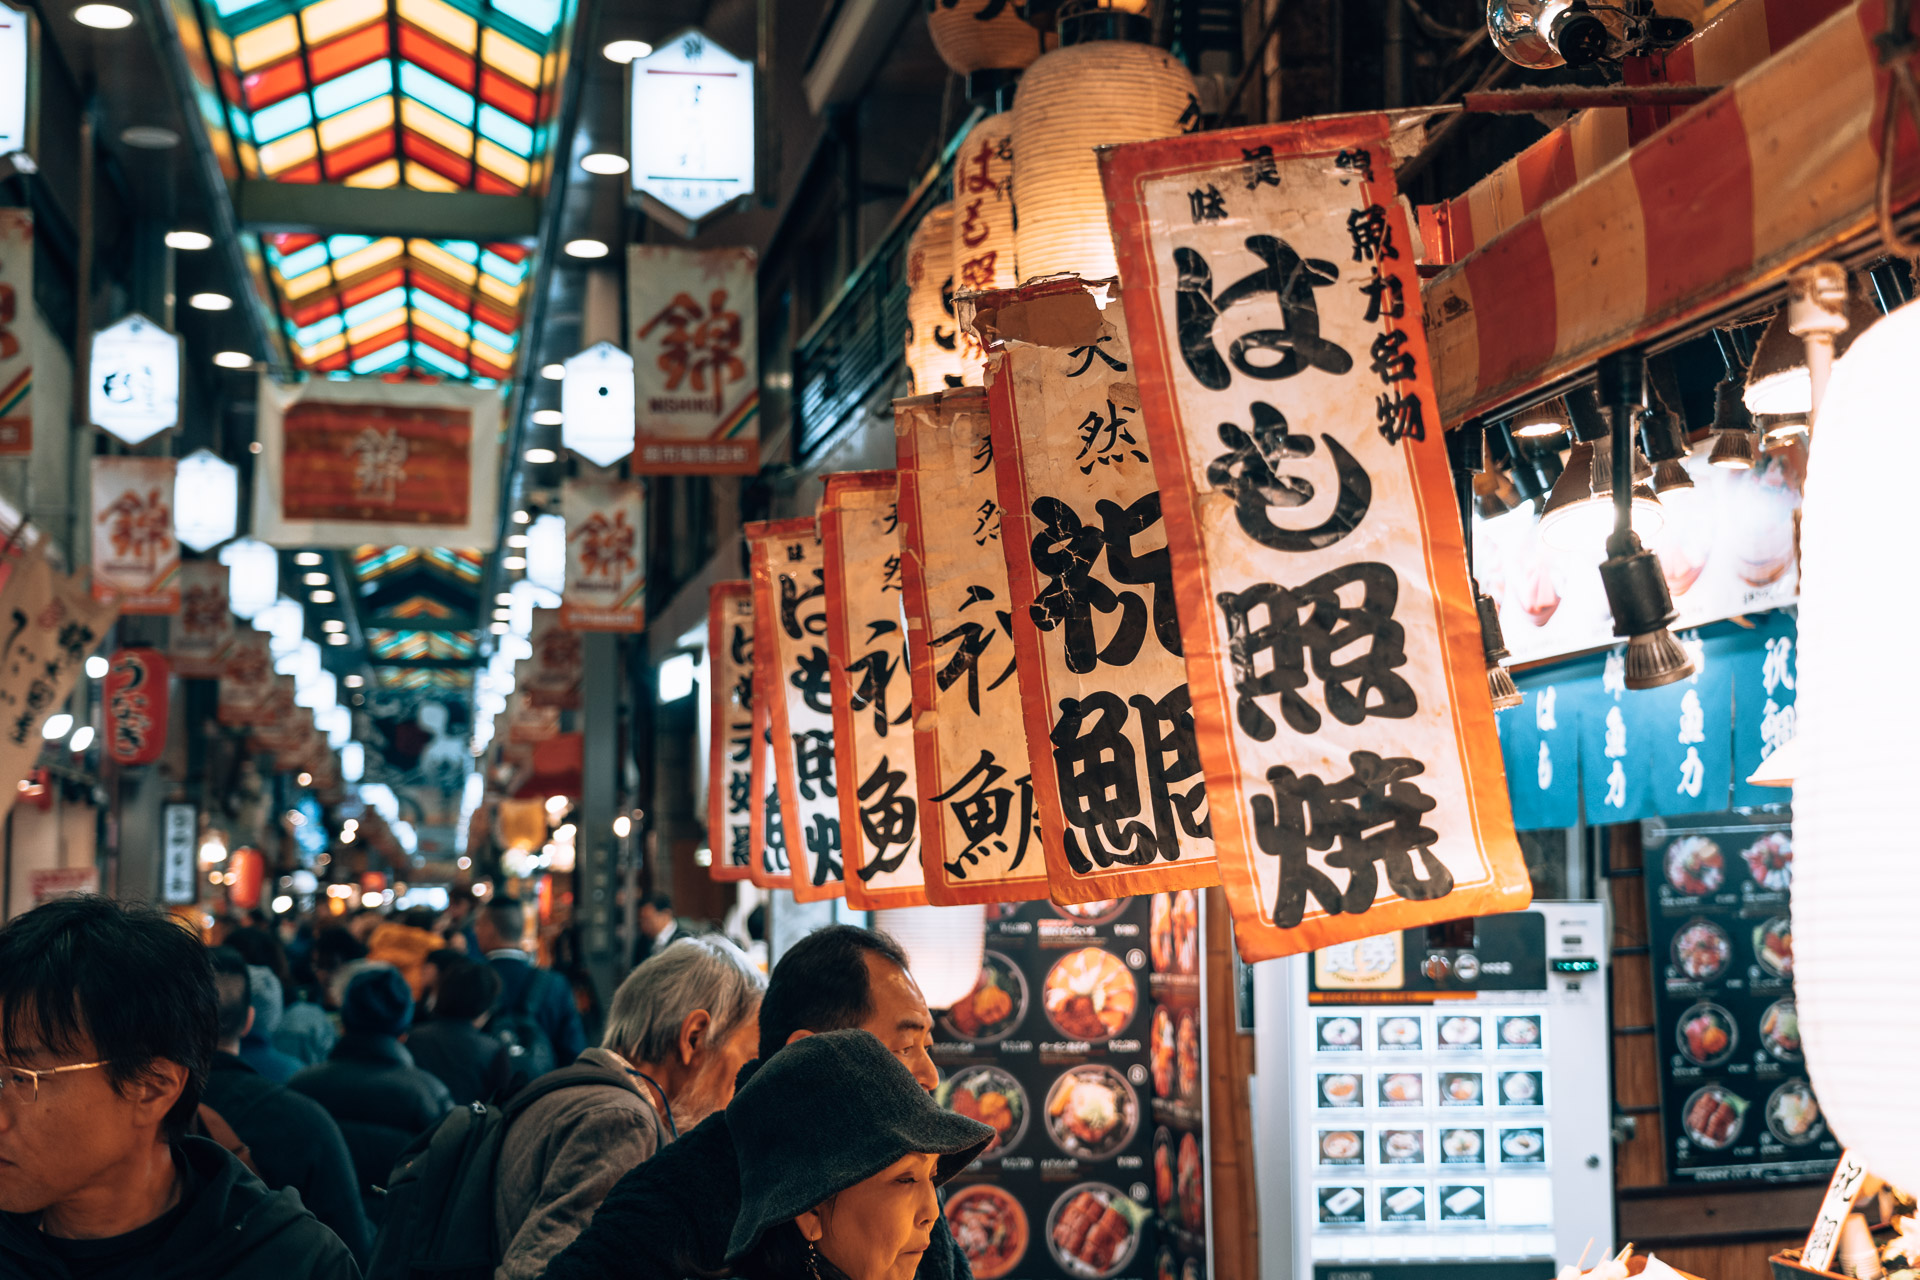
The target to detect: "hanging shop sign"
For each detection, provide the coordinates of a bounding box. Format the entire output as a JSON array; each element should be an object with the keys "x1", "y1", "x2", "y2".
[
  {"x1": 171, "y1": 562, "x2": 234, "y2": 679},
  {"x1": 0, "y1": 1, "x2": 28, "y2": 160},
  {"x1": 747, "y1": 517, "x2": 844, "y2": 901},
  {"x1": 252, "y1": 375, "x2": 500, "y2": 549},
  {"x1": 629, "y1": 244, "x2": 759, "y2": 474},
  {"x1": 560, "y1": 478, "x2": 645, "y2": 631},
  {"x1": 905, "y1": 203, "x2": 965, "y2": 395},
  {"x1": 820, "y1": 471, "x2": 928, "y2": 910},
  {"x1": 746, "y1": 566, "x2": 792, "y2": 891},
  {"x1": 105, "y1": 647, "x2": 170, "y2": 766},
  {"x1": 161, "y1": 802, "x2": 197, "y2": 905},
  {"x1": 505, "y1": 691, "x2": 560, "y2": 746},
  {"x1": 560, "y1": 342, "x2": 637, "y2": 467},
  {"x1": 0, "y1": 208, "x2": 32, "y2": 454},
  {"x1": 524, "y1": 609, "x2": 582, "y2": 709},
  {"x1": 0, "y1": 543, "x2": 115, "y2": 822},
  {"x1": 708, "y1": 581, "x2": 756, "y2": 883},
  {"x1": 91, "y1": 456, "x2": 179, "y2": 613},
  {"x1": 173, "y1": 449, "x2": 240, "y2": 553},
  {"x1": 1728, "y1": 608, "x2": 1796, "y2": 809},
  {"x1": 1097, "y1": 119, "x2": 1529, "y2": 962},
  {"x1": 216, "y1": 627, "x2": 272, "y2": 727},
  {"x1": 628, "y1": 29, "x2": 756, "y2": 230},
  {"x1": 90, "y1": 313, "x2": 178, "y2": 445},
  {"x1": 970, "y1": 277, "x2": 1219, "y2": 904},
  {"x1": 948, "y1": 113, "x2": 1016, "y2": 387},
  {"x1": 894, "y1": 388, "x2": 1050, "y2": 906}
]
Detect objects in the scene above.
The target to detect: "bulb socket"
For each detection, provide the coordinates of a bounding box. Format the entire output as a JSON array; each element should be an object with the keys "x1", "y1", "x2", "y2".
[
  {"x1": 1708, "y1": 428, "x2": 1757, "y2": 469},
  {"x1": 1552, "y1": 5, "x2": 1611, "y2": 65},
  {"x1": 1623, "y1": 628, "x2": 1697, "y2": 690},
  {"x1": 1651, "y1": 457, "x2": 1694, "y2": 494},
  {"x1": 1488, "y1": 663, "x2": 1525, "y2": 710}
]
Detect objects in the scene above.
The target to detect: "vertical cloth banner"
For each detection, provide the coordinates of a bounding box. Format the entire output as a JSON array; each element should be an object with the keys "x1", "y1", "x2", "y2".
[
  {"x1": 0, "y1": 544, "x2": 116, "y2": 821},
  {"x1": 561, "y1": 477, "x2": 646, "y2": 631},
  {"x1": 1099, "y1": 119, "x2": 1529, "y2": 962},
  {"x1": 172, "y1": 560, "x2": 236, "y2": 678},
  {"x1": 1496, "y1": 660, "x2": 1596, "y2": 831},
  {"x1": 969, "y1": 276, "x2": 1220, "y2": 903},
  {"x1": 524, "y1": 610, "x2": 583, "y2": 709},
  {"x1": 894, "y1": 388, "x2": 1050, "y2": 905},
  {"x1": 0, "y1": 209, "x2": 32, "y2": 454},
  {"x1": 747, "y1": 518, "x2": 844, "y2": 900},
  {"x1": 747, "y1": 569, "x2": 792, "y2": 891},
  {"x1": 252, "y1": 375, "x2": 500, "y2": 549},
  {"x1": 1576, "y1": 633, "x2": 1733, "y2": 824},
  {"x1": 708, "y1": 581, "x2": 756, "y2": 883},
  {"x1": 91, "y1": 456, "x2": 179, "y2": 613},
  {"x1": 217, "y1": 628, "x2": 273, "y2": 726},
  {"x1": 821, "y1": 471, "x2": 928, "y2": 909},
  {"x1": 105, "y1": 648, "x2": 170, "y2": 766},
  {"x1": 629, "y1": 245, "x2": 759, "y2": 474},
  {"x1": 1729, "y1": 608, "x2": 1796, "y2": 808}
]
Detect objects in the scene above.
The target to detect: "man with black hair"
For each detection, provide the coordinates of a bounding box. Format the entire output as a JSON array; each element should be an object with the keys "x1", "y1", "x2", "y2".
[
  {"x1": 540, "y1": 924, "x2": 961, "y2": 1280},
  {"x1": 403, "y1": 958, "x2": 512, "y2": 1105},
  {"x1": 474, "y1": 898, "x2": 585, "y2": 1073},
  {"x1": 0, "y1": 897, "x2": 360, "y2": 1280},
  {"x1": 633, "y1": 893, "x2": 685, "y2": 965},
  {"x1": 202, "y1": 948, "x2": 373, "y2": 1265}
]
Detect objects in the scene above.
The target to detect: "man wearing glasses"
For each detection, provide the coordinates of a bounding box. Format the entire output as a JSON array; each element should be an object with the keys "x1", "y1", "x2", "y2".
[{"x1": 0, "y1": 896, "x2": 360, "y2": 1279}]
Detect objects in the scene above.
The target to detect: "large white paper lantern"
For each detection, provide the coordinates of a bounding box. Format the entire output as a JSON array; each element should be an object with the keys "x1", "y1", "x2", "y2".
[
  {"x1": 928, "y1": 0, "x2": 1044, "y2": 75},
  {"x1": 874, "y1": 904, "x2": 987, "y2": 1012},
  {"x1": 90, "y1": 313, "x2": 180, "y2": 445},
  {"x1": 1793, "y1": 298, "x2": 1920, "y2": 1193},
  {"x1": 526, "y1": 513, "x2": 566, "y2": 593},
  {"x1": 219, "y1": 538, "x2": 279, "y2": 619},
  {"x1": 174, "y1": 449, "x2": 240, "y2": 551},
  {"x1": 950, "y1": 112, "x2": 1018, "y2": 384},
  {"x1": 561, "y1": 342, "x2": 636, "y2": 467},
  {"x1": 1010, "y1": 37, "x2": 1196, "y2": 282},
  {"x1": 904, "y1": 202, "x2": 966, "y2": 394}
]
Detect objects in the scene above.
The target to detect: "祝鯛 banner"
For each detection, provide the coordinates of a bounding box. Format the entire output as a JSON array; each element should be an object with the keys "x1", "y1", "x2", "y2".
[
  {"x1": 172, "y1": 560, "x2": 235, "y2": 678},
  {"x1": 630, "y1": 245, "x2": 759, "y2": 474},
  {"x1": 105, "y1": 647, "x2": 170, "y2": 766},
  {"x1": 561, "y1": 478, "x2": 646, "y2": 631},
  {"x1": 252, "y1": 375, "x2": 500, "y2": 549},
  {"x1": 746, "y1": 571, "x2": 792, "y2": 891},
  {"x1": 970, "y1": 277, "x2": 1219, "y2": 904},
  {"x1": 91, "y1": 456, "x2": 179, "y2": 613},
  {"x1": 821, "y1": 471, "x2": 928, "y2": 910},
  {"x1": 708, "y1": 581, "x2": 756, "y2": 883},
  {"x1": 0, "y1": 543, "x2": 116, "y2": 821},
  {"x1": 216, "y1": 628, "x2": 273, "y2": 727},
  {"x1": 747, "y1": 517, "x2": 844, "y2": 901},
  {"x1": 1099, "y1": 118, "x2": 1529, "y2": 962},
  {"x1": 524, "y1": 610, "x2": 583, "y2": 710},
  {"x1": 0, "y1": 209, "x2": 34, "y2": 454},
  {"x1": 894, "y1": 388, "x2": 1050, "y2": 906}
]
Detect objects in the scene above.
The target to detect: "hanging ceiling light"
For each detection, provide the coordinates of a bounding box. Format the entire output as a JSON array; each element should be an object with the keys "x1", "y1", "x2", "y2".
[
  {"x1": 1595, "y1": 349, "x2": 1694, "y2": 690},
  {"x1": 1487, "y1": 0, "x2": 1612, "y2": 68},
  {"x1": 1707, "y1": 378, "x2": 1758, "y2": 468},
  {"x1": 1477, "y1": 589, "x2": 1524, "y2": 709},
  {"x1": 1509, "y1": 397, "x2": 1569, "y2": 441},
  {"x1": 1759, "y1": 415, "x2": 1809, "y2": 444},
  {"x1": 1636, "y1": 390, "x2": 1695, "y2": 503},
  {"x1": 1537, "y1": 387, "x2": 1663, "y2": 552}
]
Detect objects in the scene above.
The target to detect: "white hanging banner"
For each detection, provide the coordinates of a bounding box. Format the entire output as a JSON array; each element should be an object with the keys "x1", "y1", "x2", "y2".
[
  {"x1": 172, "y1": 559, "x2": 236, "y2": 678},
  {"x1": 90, "y1": 313, "x2": 179, "y2": 446},
  {"x1": 629, "y1": 245, "x2": 759, "y2": 474},
  {"x1": 560, "y1": 478, "x2": 645, "y2": 631},
  {"x1": 0, "y1": 208, "x2": 32, "y2": 454},
  {"x1": 91, "y1": 456, "x2": 179, "y2": 614}
]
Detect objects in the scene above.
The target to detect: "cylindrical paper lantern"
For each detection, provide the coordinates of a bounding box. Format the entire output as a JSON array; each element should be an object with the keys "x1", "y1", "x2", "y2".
[
  {"x1": 904, "y1": 202, "x2": 966, "y2": 394},
  {"x1": 105, "y1": 647, "x2": 171, "y2": 766},
  {"x1": 874, "y1": 903, "x2": 988, "y2": 1011},
  {"x1": 228, "y1": 845, "x2": 266, "y2": 910},
  {"x1": 1011, "y1": 37, "x2": 1197, "y2": 282},
  {"x1": 928, "y1": 0, "x2": 1044, "y2": 75},
  {"x1": 1793, "y1": 298, "x2": 1920, "y2": 1192},
  {"x1": 950, "y1": 111, "x2": 1017, "y2": 383}
]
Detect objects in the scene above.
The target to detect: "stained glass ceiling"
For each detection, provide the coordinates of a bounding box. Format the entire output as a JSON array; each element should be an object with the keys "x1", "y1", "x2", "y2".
[
  {"x1": 366, "y1": 629, "x2": 479, "y2": 662},
  {"x1": 375, "y1": 666, "x2": 476, "y2": 692},
  {"x1": 351, "y1": 545, "x2": 486, "y2": 634}
]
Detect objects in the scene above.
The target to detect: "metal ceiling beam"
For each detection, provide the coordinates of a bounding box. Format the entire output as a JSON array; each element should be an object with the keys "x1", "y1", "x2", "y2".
[{"x1": 234, "y1": 181, "x2": 543, "y2": 241}]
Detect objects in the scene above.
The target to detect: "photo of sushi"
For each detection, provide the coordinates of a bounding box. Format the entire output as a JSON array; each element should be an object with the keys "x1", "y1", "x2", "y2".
[
  {"x1": 1672, "y1": 920, "x2": 1732, "y2": 982},
  {"x1": 1665, "y1": 836, "x2": 1725, "y2": 896},
  {"x1": 1319, "y1": 1073, "x2": 1363, "y2": 1108},
  {"x1": 1760, "y1": 999, "x2": 1802, "y2": 1062},
  {"x1": 1739, "y1": 831, "x2": 1793, "y2": 892},
  {"x1": 1318, "y1": 1185, "x2": 1365, "y2": 1224},
  {"x1": 1380, "y1": 1184, "x2": 1428, "y2": 1223},
  {"x1": 1677, "y1": 1002, "x2": 1738, "y2": 1067},
  {"x1": 1440, "y1": 1128, "x2": 1485, "y2": 1164},
  {"x1": 1682, "y1": 1084, "x2": 1747, "y2": 1149},
  {"x1": 1754, "y1": 917, "x2": 1794, "y2": 978},
  {"x1": 1439, "y1": 1184, "x2": 1487, "y2": 1222}
]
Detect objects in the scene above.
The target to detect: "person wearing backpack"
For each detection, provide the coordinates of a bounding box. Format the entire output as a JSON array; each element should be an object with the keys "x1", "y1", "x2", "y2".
[{"x1": 475, "y1": 899, "x2": 584, "y2": 1086}]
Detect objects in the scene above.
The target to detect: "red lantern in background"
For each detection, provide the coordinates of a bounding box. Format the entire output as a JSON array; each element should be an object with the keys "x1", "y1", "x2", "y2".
[
  {"x1": 228, "y1": 845, "x2": 264, "y2": 909},
  {"x1": 105, "y1": 648, "x2": 170, "y2": 766}
]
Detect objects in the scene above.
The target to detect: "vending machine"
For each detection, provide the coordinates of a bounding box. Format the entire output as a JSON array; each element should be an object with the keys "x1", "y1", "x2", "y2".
[{"x1": 1254, "y1": 904, "x2": 1613, "y2": 1280}]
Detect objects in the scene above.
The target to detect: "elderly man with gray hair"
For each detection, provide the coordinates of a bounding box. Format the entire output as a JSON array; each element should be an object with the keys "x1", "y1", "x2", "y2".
[{"x1": 490, "y1": 935, "x2": 765, "y2": 1280}]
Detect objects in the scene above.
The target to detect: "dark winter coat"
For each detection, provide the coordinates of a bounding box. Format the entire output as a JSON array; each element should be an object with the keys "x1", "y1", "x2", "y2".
[
  {"x1": 288, "y1": 1031, "x2": 453, "y2": 1226},
  {"x1": 403, "y1": 1017, "x2": 513, "y2": 1106}
]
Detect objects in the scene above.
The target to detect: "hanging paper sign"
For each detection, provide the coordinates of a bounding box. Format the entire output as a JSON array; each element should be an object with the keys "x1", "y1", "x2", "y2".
[
  {"x1": 708, "y1": 581, "x2": 756, "y2": 883},
  {"x1": 172, "y1": 560, "x2": 236, "y2": 679},
  {"x1": 969, "y1": 276, "x2": 1219, "y2": 903},
  {"x1": 253, "y1": 375, "x2": 500, "y2": 549},
  {"x1": 506, "y1": 691, "x2": 561, "y2": 745},
  {"x1": 629, "y1": 245, "x2": 759, "y2": 475},
  {"x1": 560, "y1": 478, "x2": 646, "y2": 631},
  {"x1": 628, "y1": 29, "x2": 756, "y2": 228},
  {"x1": 105, "y1": 647, "x2": 169, "y2": 766},
  {"x1": 747, "y1": 517, "x2": 844, "y2": 901},
  {"x1": 1097, "y1": 119, "x2": 1530, "y2": 962},
  {"x1": 0, "y1": 544, "x2": 115, "y2": 821},
  {"x1": 0, "y1": 209, "x2": 33, "y2": 455},
  {"x1": 248, "y1": 675, "x2": 299, "y2": 755},
  {"x1": 524, "y1": 610, "x2": 583, "y2": 709},
  {"x1": 172, "y1": 449, "x2": 240, "y2": 552},
  {"x1": 894, "y1": 388, "x2": 1049, "y2": 905},
  {"x1": 746, "y1": 578, "x2": 792, "y2": 891},
  {"x1": 91, "y1": 456, "x2": 179, "y2": 613},
  {"x1": 89, "y1": 313, "x2": 179, "y2": 446},
  {"x1": 217, "y1": 628, "x2": 272, "y2": 726},
  {"x1": 1495, "y1": 664, "x2": 1590, "y2": 831},
  {"x1": 820, "y1": 471, "x2": 928, "y2": 909}
]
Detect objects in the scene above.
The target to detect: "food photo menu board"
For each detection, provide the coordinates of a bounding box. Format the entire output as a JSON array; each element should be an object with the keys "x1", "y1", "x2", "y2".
[
  {"x1": 936, "y1": 898, "x2": 1161, "y2": 1280},
  {"x1": 1643, "y1": 815, "x2": 1839, "y2": 1182},
  {"x1": 1148, "y1": 891, "x2": 1208, "y2": 1280}
]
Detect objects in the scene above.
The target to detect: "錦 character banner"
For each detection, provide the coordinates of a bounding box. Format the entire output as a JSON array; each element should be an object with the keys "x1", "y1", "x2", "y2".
[
  {"x1": 821, "y1": 471, "x2": 928, "y2": 909},
  {"x1": 90, "y1": 456, "x2": 179, "y2": 613},
  {"x1": 708, "y1": 581, "x2": 756, "y2": 883},
  {"x1": 1098, "y1": 118, "x2": 1529, "y2": 963},
  {"x1": 172, "y1": 560, "x2": 235, "y2": 678},
  {"x1": 747, "y1": 518, "x2": 843, "y2": 901},
  {"x1": 561, "y1": 478, "x2": 646, "y2": 631},
  {"x1": 894, "y1": 388, "x2": 1050, "y2": 906},
  {"x1": 630, "y1": 245, "x2": 759, "y2": 474},
  {"x1": 969, "y1": 277, "x2": 1220, "y2": 904}
]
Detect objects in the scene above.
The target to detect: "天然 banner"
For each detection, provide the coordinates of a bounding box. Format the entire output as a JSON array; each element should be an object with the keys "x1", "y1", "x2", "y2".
[
  {"x1": 894, "y1": 388, "x2": 1050, "y2": 906},
  {"x1": 91, "y1": 456, "x2": 179, "y2": 613},
  {"x1": 1099, "y1": 117, "x2": 1529, "y2": 962},
  {"x1": 630, "y1": 245, "x2": 759, "y2": 474},
  {"x1": 708, "y1": 581, "x2": 756, "y2": 883},
  {"x1": 561, "y1": 478, "x2": 646, "y2": 631}
]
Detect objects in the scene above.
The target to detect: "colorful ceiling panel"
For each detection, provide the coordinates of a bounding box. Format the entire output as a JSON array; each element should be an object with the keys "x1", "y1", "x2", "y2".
[
  {"x1": 375, "y1": 666, "x2": 475, "y2": 692},
  {"x1": 351, "y1": 545, "x2": 487, "y2": 584},
  {"x1": 366, "y1": 629, "x2": 478, "y2": 662}
]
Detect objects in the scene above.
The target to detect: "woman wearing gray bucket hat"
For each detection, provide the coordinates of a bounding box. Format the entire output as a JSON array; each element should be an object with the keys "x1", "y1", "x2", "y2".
[{"x1": 726, "y1": 1029, "x2": 994, "y2": 1280}]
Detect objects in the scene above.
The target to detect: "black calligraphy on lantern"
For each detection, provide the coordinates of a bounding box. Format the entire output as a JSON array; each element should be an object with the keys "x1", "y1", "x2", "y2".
[
  {"x1": 1251, "y1": 750, "x2": 1453, "y2": 929},
  {"x1": 930, "y1": 749, "x2": 1038, "y2": 879},
  {"x1": 1030, "y1": 492, "x2": 1181, "y2": 675},
  {"x1": 1242, "y1": 145, "x2": 1280, "y2": 190},
  {"x1": 1074, "y1": 399, "x2": 1149, "y2": 474},
  {"x1": 1207, "y1": 401, "x2": 1372, "y2": 552},
  {"x1": 1051, "y1": 686, "x2": 1210, "y2": 874},
  {"x1": 1066, "y1": 336, "x2": 1128, "y2": 378},
  {"x1": 780, "y1": 567, "x2": 826, "y2": 637},
  {"x1": 1175, "y1": 236, "x2": 1353, "y2": 392},
  {"x1": 804, "y1": 814, "x2": 842, "y2": 886},
  {"x1": 856, "y1": 758, "x2": 917, "y2": 878}
]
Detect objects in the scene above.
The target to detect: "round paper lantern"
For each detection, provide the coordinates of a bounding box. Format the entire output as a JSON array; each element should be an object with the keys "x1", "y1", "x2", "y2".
[
  {"x1": 1793, "y1": 298, "x2": 1920, "y2": 1192},
  {"x1": 228, "y1": 845, "x2": 266, "y2": 910},
  {"x1": 874, "y1": 904, "x2": 987, "y2": 1011},
  {"x1": 1010, "y1": 37, "x2": 1197, "y2": 282},
  {"x1": 927, "y1": 0, "x2": 1043, "y2": 75},
  {"x1": 904, "y1": 202, "x2": 967, "y2": 393},
  {"x1": 950, "y1": 111, "x2": 1017, "y2": 383}
]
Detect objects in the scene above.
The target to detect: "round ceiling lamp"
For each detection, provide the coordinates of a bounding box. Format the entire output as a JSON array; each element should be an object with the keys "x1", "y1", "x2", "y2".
[{"x1": 73, "y1": 3, "x2": 133, "y2": 28}]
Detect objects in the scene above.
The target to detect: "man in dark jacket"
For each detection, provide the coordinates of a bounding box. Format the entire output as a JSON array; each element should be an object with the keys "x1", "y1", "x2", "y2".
[
  {"x1": 475, "y1": 899, "x2": 585, "y2": 1070},
  {"x1": 288, "y1": 967, "x2": 453, "y2": 1227},
  {"x1": 403, "y1": 957, "x2": 511, "y2": 1105},
  {"x1": 541, "y1": 925, "x2": 970, "y2": 1280},
  {"x1": 204, "y1": 948, "x2": 373, "y2": 1264},
  {"x1": 0, "y1": 896, "x2": 358, "y2": 1280}
]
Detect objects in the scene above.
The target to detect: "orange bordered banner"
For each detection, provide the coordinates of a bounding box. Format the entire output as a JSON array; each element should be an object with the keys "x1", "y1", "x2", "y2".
[
  {"x1": 746, "y1": 575, "x2": 792, "y2": 892},
  {"x1": 562, "y1": 478, "x2": 646, "y2": 632},
  {"x1": 1099, "y1": 117, "x2": 1529, "y2": 963},
  {"x1": 708, "y1": 581, "x2": 756, "y2": 883},
  {"x1": 747, "y1": 517, "x2": 844, "y2": 901},
  {"x1": 821, "y1": 471, "x2": 928, "y2": 910},
  {"x1": 90, "y1": 456, "x2": 179, "y2": 614},
  {"x1": 894, "y1": 388, "x2": 1050, "y2": 906},
  {"x1": 970, "y1": 277, "x2": 1220, "y2": 904},
  {"x1": 172, "y1": 559, "x2": 235, "y2": 679},
  {"x1": 629, "y1": 245, "x2": 760, "y2": 475}
]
